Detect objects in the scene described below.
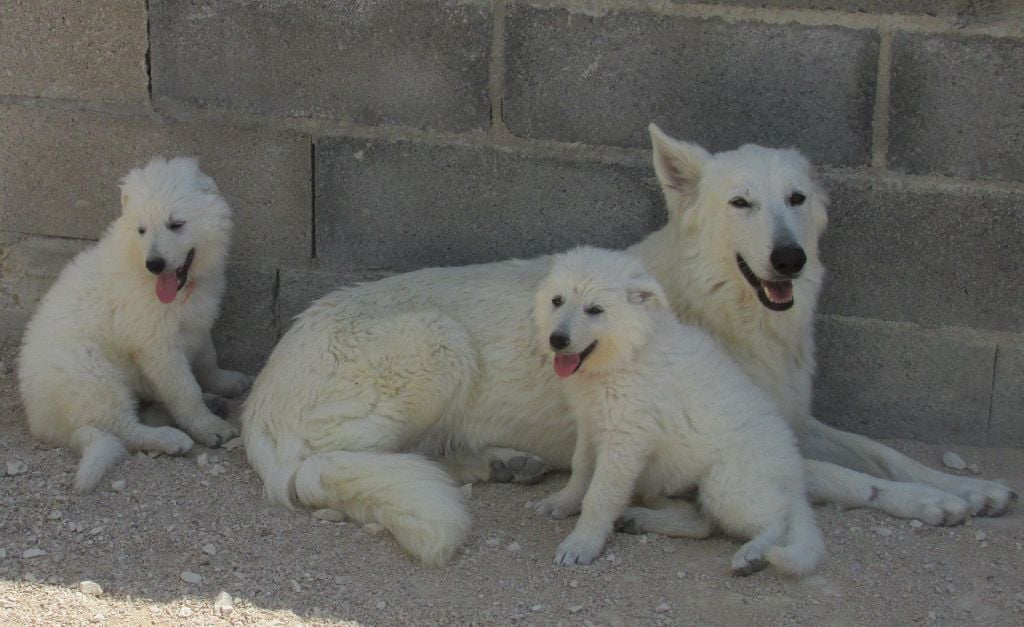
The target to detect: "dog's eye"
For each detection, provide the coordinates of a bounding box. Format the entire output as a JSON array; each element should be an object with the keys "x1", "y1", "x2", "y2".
[
  {"x1": 788, "y1": 192, "x2": 806, "y2": 206},
  {"x1": 137, "y1": 227, "x2": 146, "y2": 235},
  {"x1": 167, "y1": 220, "x2": 186, "y2": 231},
  {"x1": 585, "y1": 305, "x2": 604, "y2": 316},
  {"x1": 729, "y1": 197, "x2": 751, "y2": 209},
  {"x1": 552, "y1": 296, "x2": 563, "y2": 308}
]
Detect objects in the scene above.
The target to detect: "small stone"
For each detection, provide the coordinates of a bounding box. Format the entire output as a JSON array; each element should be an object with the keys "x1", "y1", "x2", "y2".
[
  {"x1": 363, "y1": 522, "x2": 384, "y2": 535},
  {"x1": 79, "y1": 581, "x2": 103, "y2": 596},
  {"x1": 196, "y1": 453, "x2": 208, "y2": 467},
  {"x1": 942, "y1": 452, "x2": 967, "y2": 471},
  {"x1": 485, "y1": 537, "x2": 500, "y2": 547},
  {"x1": 0, "y1": 549, "x2": 6, "y2": 559},
  {"x1": 569, "y1": 579, "x2": 579, "y2": 588},
  {"x1": 605, "y1": 553, "x2": 616, "y2": 562},
  {"x1": 967, "y1": 464, "x2": 980, "y2": 475},
  {"x1": 290, "y1": 580, "x2": 302, "y2": 592},
  {"x1": 676, "y1": 571, "x2": 687, "y2": 579},
  {"x1": 22, "y1": 548, "x2": 46, "y2": 559},
  {"x1": 213, "y1": 591, "x2": 234, "y2": 615},
  {"x1": 655, "y1": 602, "x2": 671, "y2": 613},
  {"x1": 874, "y1": 527, "x2": 893, "y2": 537},
  {"x1": 312, "y1": 509, "x2": 345, "y2": 523},
  {"x1": 180, "y1": 571, "x2": 202, "y2": 584},
  {"x1": 375, "y1": 601, "x2": 386, "y2": 610},
  {"x1": 909, "y1": 520, "x2": 923, "y2": 528},
  {"x1": 460, "y1": 483, "x2": 473, "y2": 499},
  {"x1": 531, "y1": 604, "x2": 543, "y2": 611},
  {"x1": 110, "y1": 480, "x2": 126, "y2": 492},
  {"x1": 975, "y1": 530, "x2": 987, "y2": 542},
  {"x1": 661, "y1": 544, "x2": 677, "y2": 554},
  {"x1": 202, "y1": 543, "x2": 217, "y2": 556},
  {"x1": 177, "y1": 607, "x2": 193, "y2": 618},
  {"x1": 507, "y1": 542, "x2": 521, "y2": 552},
  {"x1": 5, "y1": 460, "x2": 27, "y2": 476},
  {"x1": 224, "y1": 437, "x2": 244, "y2": 450},
  {"x1": 89, "y1": 527, "x2": 103, "y2": 536},
  {"x1": 568, "y1": 604, "x2": 585, "y2": 613},
  {"x1": 47, "y1": 510, "x2": 63, "y2": 520}
]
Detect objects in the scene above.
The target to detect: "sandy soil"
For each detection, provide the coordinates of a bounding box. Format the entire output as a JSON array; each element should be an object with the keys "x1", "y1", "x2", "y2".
[{"x1": 1, "y1": 341, "x2": 1022, "y2": 626}]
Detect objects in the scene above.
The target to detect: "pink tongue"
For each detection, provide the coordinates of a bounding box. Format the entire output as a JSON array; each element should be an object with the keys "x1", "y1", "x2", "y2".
[
  {"x1": 763, "y1": 281, "x2": 793, "y2": 304},
  {"x1": 155, "y1": 272, "x2": 179, "y2": 304},
  {"x1": 553, "y1": 354, "x2": 581, "y2": 378}
]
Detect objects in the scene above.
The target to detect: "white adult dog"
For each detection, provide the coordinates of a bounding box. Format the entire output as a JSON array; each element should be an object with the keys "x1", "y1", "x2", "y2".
[
  {"x1": 533, "y1": 246, "x2": 824, "y2": 576},
  {"x1": 242, "y1": 125, "x2": 1014, "y2": 565},
  {"x1": 19, "y1": 157, "x2": 250, "y2": 492}
]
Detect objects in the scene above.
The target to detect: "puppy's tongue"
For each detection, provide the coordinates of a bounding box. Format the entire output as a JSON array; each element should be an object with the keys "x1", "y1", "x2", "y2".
[
  {"x1": 156, "y1": 272, "x2": 178, "y2": 304},
  {"x1": 553, "y1": 354, "x2": 581, "y2": 378},
  {"x1": 763, "y1": 281, "x2": 793, "y2": 304}
]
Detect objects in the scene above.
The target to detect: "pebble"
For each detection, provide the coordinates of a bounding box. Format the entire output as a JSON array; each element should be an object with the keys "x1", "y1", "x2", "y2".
[
  {"x1": 89, "y1": 527, "x2": 104, "y2": 536},
  {"x1": 568, "y1": 604, "x2": 585, "y2": 613},
  {"x1": 213, "y1": 591, "x2": 234, "y2": 615},
  {"x1": 312, "y1": 509, "x2": 345, "y2": 523},
  {"x1": 874, "y1": 527, "x2": 893, "y2": 537},
  {"x1": 942, "y1": 452, "x2": 967, "y2": 471},
  {"x1": 0, "y1": 549, "x2": 6, "y2": 559},
  {"x1": 909, "y1": 520, "x2": 923, "y2": 528},
  {"x1": 177, "y1": 607, "x2": 193, "y2": 618},
  {"x1": 507, "y1": 542, "x2": 522, "y2": 552},
  {"x1": 975, "y1": 530, "x2": 987, "y2": 542},
  {"x1": 460, "y1": 483, "x2": 473, "y2": 499},
  {"x1": 202, "y1": 543, "x2": 217, "y2": 556},
  {"x1": 196, "y1": 453, "x2": 208, "y2": 467},
  {"x1": 363, "y1": 522, "x2": 384, "y2": 535},
  {"x1": 605, "y1": 553, "x2": 616, "y2": 562},
  {"x1": 5, "y1": 460, "x2": 27, "y2": 476},
  {"x1": 676, "y1": 571, "x2": 687, "y2": 579},
  {"x1": 569, "y1": 579, "x2": 579, "y2": 588},
  {"x1": 376, "y1": 601, "x2": 387, "y2": 610},
  {"x1": 291, "y1": 580, "x2": 302, "y2": 592},
  {"x1": 180, "y1": 571, "x2": 202, "y2": 584},
  {"x1": 531, "y1": 604, "x2": 543, "y2": 611},
  {"x1": 485, "y1": 537, "x2": 501, "y2": 547},
  {"x1": 224, "y1": 437, "x2": 244, "y2": 450},
  {"x1": 22, "y1": 548, "x2": 47, "y2": 559},
  {"x1": 110, "y1": 479, "x2": 126, "y2": 492},
  {"x1": 655, "y1": 602, "x2": 671, "y2": 613},
  {"x1": 79, "y1": 580, "x2": 103, "y2": 596},
  {"x1": 661, "y1": 544, "x2": 677, "y2": 554},
  {"x1": 47, "y1": 510, "x2": 63, "y2": 520},
  {"x1": 967, "y1": 463, "x2": 980, "y2": 474}
]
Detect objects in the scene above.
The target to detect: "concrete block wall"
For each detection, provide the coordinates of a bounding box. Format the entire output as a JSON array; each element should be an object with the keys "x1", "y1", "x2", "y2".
[{"x1": 1, "y1": 0, "x2": 1022, "y2": 446}]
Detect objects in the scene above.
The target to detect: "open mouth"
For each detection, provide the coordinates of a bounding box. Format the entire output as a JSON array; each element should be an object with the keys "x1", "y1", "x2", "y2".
[
  {"x1": 552, "y1": 341, "x2": 597, "y2": 378},
  {"x1": 736, "y1": 255, "x2": 794, "y2": 312},
  {"x1": 155, "y1": 248, "x2": 195, "y2": 304}
]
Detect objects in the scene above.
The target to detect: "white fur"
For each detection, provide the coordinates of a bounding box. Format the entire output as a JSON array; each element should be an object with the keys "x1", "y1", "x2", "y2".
[
  {"x1": 18, "y1": 157, "x2": 250, "y2": 492},
  {"x1": 242, "y1": 127, "x2": 1014, "y2": 566},
  {"x1": 532, "y1": 247, "x2": 824, "y2": 576}
]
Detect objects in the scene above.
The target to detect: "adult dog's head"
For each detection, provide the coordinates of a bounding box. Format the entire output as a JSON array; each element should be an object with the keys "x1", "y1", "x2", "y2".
[
  {"x1": 648, "y1": 124, "x2": 828, "y2": 313},
  {"x1": 117, "y1": 157, "x2": 233, "y2": 304}
]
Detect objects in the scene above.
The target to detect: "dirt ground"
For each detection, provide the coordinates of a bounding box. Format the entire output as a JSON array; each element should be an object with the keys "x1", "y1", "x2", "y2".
[{"x1": 1, "y1": 342, "x2": 1022, "y2": 627}]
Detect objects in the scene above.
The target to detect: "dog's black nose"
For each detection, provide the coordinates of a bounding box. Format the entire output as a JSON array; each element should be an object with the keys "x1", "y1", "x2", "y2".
[
  {"x1": 549, "y1": 332, "x2": 571, "y2": 350},
  {"x1": 145, "y1": 257, "x2": 166, "y2": 275},
  {"x1": 770, "y1": 245, "x2": 806, "y2": 277}
]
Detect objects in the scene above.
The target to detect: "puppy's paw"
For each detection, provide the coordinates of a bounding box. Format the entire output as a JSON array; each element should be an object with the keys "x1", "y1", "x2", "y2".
[
  {"x1": 534, "y1": 491, "x2": 582, "y2": 520},
  {"x1": 490, "y1": 454, "x2": 548, "y2": 484},
  {"x1": 208, "y1": 370, "x2": 251, "y2": 398},
  {"x1": 730, "y1": 543, "x2": 769, "y2": 577},
  {"x1": 949, "y1": 477, "x2": 1017, "y2": 517},
  {"x1": 153, "y1": 426, "x2": 194, "y2": 456},
  {"x1": 202, "y1": 393, "x2": 231, "y2": 418},
  {"x1": 554, "y1": 531, "x2": 606, "y2": 566},
  {"x1": 188, "y1": 415, "x2": 240, "y2": 449}
]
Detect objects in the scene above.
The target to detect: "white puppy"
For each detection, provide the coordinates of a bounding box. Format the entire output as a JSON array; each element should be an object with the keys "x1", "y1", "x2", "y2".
[
  {"x1": 18, "y1": 157, "x2": 250, "y2": 492},
  {"x1": 534, "y1": 247, "x2": 825, "y2": 576}
]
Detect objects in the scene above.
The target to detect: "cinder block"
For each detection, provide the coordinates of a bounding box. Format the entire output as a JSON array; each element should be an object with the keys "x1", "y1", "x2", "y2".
[
  {"x1": 278, "y1": 267, "x2": 393, "y2": 332},
  {"x1": 890, "y1": 33, "x2": 1024, "y2": 182},
  {"x1": 314, "y1": 138, "x2": 664, "y2": 270},
  {"x1": 212, "y1": 264, "x2": 278, "y2": 374},
  {"x1": 698, "y1": 1, "x2": 982, "y2": 15},
  {"x1": 0, "y1": 233, "x2": 90, "y2": 312},
  {"x1": 990, "y1": 345, "x2": 1024, "y2": 448},
  {"x1": 0, "y1": 0, "x2": 147, "y2": 103},
  {"x1": 0, "y1": 106, "x2": 311, "y2": 265},
  {"x1": 819, "y1": 176, "x2": 1024, "y2": 333},
  {"x1": 151, "y1": 0, "x2": 492, "y2": 133},
  {"x1": 813, "y1": 316, "x2": 995, "y2": 444},
  {"x1": 504, "y1": 6, "x2": 877, "y2": 166}
]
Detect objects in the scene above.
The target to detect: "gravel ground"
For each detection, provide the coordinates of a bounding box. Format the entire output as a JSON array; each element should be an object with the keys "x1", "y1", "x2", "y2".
[{"x1": 1, "y1": 342, "x2": 1022, "y2": 626}]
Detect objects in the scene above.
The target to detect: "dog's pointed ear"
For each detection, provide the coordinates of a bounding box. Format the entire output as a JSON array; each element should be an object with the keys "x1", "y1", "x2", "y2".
[
  {"x1": 649, "y1": 123, "x2": 709, "y2": 213},
  {"x1": 626, "y1": 274, "x2": 668, "y2": 309}
]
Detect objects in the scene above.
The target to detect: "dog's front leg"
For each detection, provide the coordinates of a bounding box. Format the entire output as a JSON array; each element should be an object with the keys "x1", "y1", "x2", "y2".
[
  {"x1": 136, "y1": 348, "x2": 239, "y2": 448},
  {"x1": 554, "y1": 436, "x2": 648, "y2": 566},
  {"x1": 536, "y1": 417, "x2": 594, "y2": 519},
  {"x1": 193, "y1": 331, "x2": 251, "y2": 398},
  {"x1": 802, "y1": 418, "x2": 1016, "y2": 521}
]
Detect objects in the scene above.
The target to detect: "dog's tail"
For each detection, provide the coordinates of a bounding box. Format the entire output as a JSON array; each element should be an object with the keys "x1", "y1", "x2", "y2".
[
  {"x1": 764, "y1": 498, "x2": 826, "y2": 576},
  {"x1": 70, "y1": 426, "x2": 128, "y2": 493},
  {"x1": 246, "y1": 427, "x2": 470, "y2": 567}
]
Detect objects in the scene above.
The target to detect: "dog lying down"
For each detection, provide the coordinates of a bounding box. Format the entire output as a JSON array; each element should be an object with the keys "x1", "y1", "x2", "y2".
[
  {"x1": 18, "y1": 157, "x2": 250, "y2": 492},
  {"x1": 534, "y1": 246, "x2": 824, "y2": 576}
]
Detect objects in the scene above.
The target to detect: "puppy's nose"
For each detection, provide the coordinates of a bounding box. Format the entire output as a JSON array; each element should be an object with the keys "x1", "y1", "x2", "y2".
[
  {"x1": 549, "y1": 332, "x2": 571, "y2": 350},
  {"x1": 145, "y1": 256, "x2": 166, "y2": 275},
  {"x1": 770, "y1": 245, "x2": 806, "y2": 277}
]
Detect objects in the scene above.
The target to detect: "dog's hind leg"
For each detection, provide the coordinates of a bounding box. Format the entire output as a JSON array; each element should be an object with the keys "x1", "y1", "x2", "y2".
[
  {"x1": 117, "y1": 422, "x2": 194, "y2": 456},
  {"x1": 802, "y1": 419, "x2": 1016, "y2": 519},
  {"x1": 193, "y1": 331, "x2": 251, "y2": 398},
  {"x1": 440, "y1": 447, "x2": 549, "y2": 484},
  {"x1": 615, "y1": 497, "x2": 713, "y2": 539}
]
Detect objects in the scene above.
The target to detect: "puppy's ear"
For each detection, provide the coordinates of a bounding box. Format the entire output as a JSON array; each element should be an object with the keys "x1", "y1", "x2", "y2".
[
  {"x1": 626, "y1": 275, "x2": 668, "y2": 309},
  {"x1": 649, "y1": 123, "x2": 709, "y2": 215}
]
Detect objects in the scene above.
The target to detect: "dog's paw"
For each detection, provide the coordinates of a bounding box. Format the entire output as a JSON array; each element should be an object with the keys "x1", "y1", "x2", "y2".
[
  {"x1": 490, "y1": 455, "x2": 548, "y2": 484},
  {"x1": 614, "y1": 509, "x2": 646, "y2": 535},
  {"x1": 202, "y1": 393, "x2": 231, "y2": 418},
  {"x1": 554, "y1": 531, "x2": 606, "y2": 566},
  {"x1": 189, "y1": 415, "x2": 240, "y2": 449},
  {"x1": 153, "y1": 427, "x2": 194, "y2": 456},
  {"x1": 208, "y1": 370, "x2": 251, "y2": 398},
  {"x1": 947, "y1": 477, "x2": 1017, "y2": 517},
  {"x1": 534, "y1": 491, "x2": 582, "y2": 520},
  {"x1": 730, "y1": 542, "x2": 769, "y2": 577},
  {"x1": 876, "y1": 483, "x2": 970, "y2": 526}
]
